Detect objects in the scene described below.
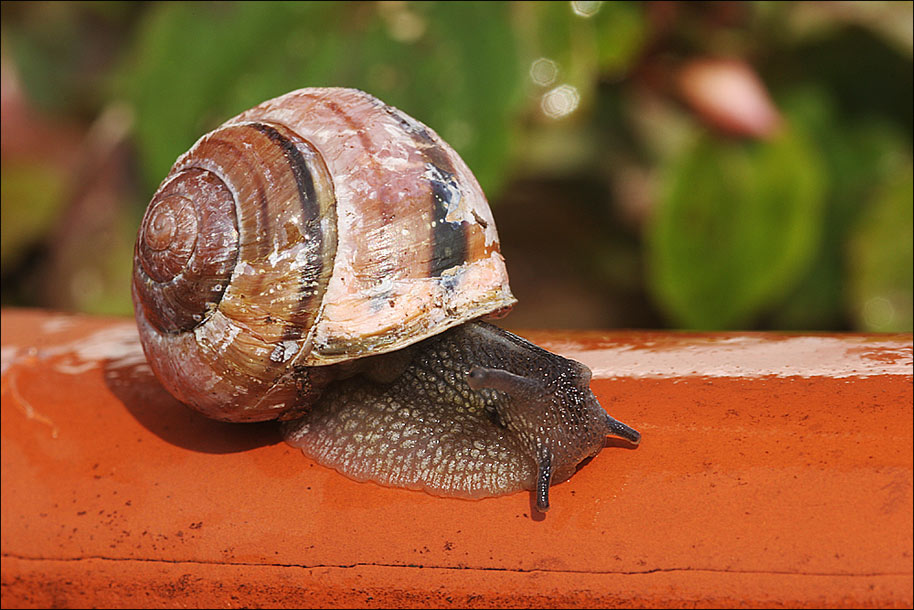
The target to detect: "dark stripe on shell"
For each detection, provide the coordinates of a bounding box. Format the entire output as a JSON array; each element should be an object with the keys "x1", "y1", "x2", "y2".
[
  {"x1": 248, "y1": 122, "x2": 326, "y2": 342},
  {"x1": 383, "y1": 105, "x2": 469, "y2": 277},
  {"x1": 428, "y1": 166, "x2": 468, "y2": 276},
  {"x1": 251, "y1": 123, "x2": 319, "y2": 223}
]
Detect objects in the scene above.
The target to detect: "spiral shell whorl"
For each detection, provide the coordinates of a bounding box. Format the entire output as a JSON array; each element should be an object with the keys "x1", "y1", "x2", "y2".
[
  {"x1": 139, "y1": 195, "x2": 197, "y2": 281},
  {"x1": 134, "y1": 169, "x2": 238, "y2": 333},
  {"x1": 133, "y1": 120, "x2": 338, "y2": 421}
]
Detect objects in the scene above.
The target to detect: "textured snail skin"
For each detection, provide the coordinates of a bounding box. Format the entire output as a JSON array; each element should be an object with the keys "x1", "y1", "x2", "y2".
[{"x1": 283, "y1": 321, "x2": 640, "y2": 512}]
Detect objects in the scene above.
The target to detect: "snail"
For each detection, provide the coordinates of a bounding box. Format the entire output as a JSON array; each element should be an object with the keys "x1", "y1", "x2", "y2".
[{"x1": 132, "y1": 87, "x2": 640, "y2": 512}]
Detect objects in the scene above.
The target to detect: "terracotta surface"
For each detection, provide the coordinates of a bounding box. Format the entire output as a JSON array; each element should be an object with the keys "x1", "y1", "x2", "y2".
[{"x1": 2, "y1": 308, "x2": 911, "y2": 608}]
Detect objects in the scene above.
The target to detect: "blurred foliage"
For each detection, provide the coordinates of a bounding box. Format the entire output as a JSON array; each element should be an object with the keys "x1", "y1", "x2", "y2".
[
  {"x1": 1, "y1": 1, "x2": 911, "y2": 332},
  {"x1": 121, "y1": 1, "x2": 525, "y2": 195},
  {"x1": 649, "y1": 121, "x2": 826, "y2": 329}
]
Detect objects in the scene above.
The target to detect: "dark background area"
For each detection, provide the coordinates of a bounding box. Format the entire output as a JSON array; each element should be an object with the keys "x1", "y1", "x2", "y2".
[{"x1": 2, "y1": 1, "x2": 911, "y2": 331}]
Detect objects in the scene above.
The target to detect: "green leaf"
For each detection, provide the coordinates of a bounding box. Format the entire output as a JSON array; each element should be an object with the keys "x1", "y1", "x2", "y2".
[
  {"x1": 848, "y1": 168, "x2": 914, "y2": 332},
  {"x1": 119, "y1": 1, "x2": 525, "y2": 197},
  {"x1": 768, "y1": 91, "x2": 911, "y2": 329},
  {"x1": 0, "y1": 162, "x2": 68, "y2": 273},
  {"x1": 121, "y1": 2, "x2": 335, "y2": 190},
  {"x1": 648, "y1": 126, "x2": 826, "y2": 329},
  {"x1": 363, "y1": 1, "x2": 525, "y2": 195},
  {"x1": 523, "y1": 1, "x2": 646, "y2": 101},
  {"x1": 592, "y1": 1, "x2": 646, "y2": 77}
]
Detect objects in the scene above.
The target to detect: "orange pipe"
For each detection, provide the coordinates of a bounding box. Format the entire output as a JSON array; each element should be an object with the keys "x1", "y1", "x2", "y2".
[{"x1": 2, "y1": 309, "x2": 911, "y2": 608}]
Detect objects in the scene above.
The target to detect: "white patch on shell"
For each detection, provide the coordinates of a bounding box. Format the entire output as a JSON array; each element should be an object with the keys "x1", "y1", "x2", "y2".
[
  {"x1": 195, "y1": 316, "x2": 241, "y2": 353},
  {"x1": 423, "y1": 163, "x2": 463, "y2": 222},
  {"x1": 232, "y1": 260, "x2": 258, "y2": 279},
  {"x1": 267, "y1": 248, "x2": 288, "y2": 267},
  {"x1": 270, "y1": 340, "x2": 300, "y2": 363}
]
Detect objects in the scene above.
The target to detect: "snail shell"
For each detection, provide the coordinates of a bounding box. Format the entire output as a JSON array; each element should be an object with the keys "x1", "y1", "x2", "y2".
[
  {"x1": 133, "y1": 87, "x2": 640, "y2": 511},
  {"x1": 133, "y1": 87, "x2": 515, "y2": 422}
]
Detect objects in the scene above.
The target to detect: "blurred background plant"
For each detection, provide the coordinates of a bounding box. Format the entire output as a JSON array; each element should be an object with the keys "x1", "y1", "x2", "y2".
[{"x1": 2, "y1": 0, "x2": 911, "y2": 332}]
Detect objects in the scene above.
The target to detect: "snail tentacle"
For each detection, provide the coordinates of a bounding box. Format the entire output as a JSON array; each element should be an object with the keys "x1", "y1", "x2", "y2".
[
  {"x1": 606, "y1": 415, "x2": 642, "y2": 445},
  {"x1": 536, "y1": 446, "x2": 554, "y2": 513},
  {"x1": 466, "y1": 366, "x2": 544, "y2": 396}
]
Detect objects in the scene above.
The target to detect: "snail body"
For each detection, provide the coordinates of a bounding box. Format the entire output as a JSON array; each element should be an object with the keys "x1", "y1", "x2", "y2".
[
  {"x1": 133, "y1": 87, "x2": 639, "y2": 511},
  {"x1": 284, "y1": 320, "x2": 640, "y2": 511}
]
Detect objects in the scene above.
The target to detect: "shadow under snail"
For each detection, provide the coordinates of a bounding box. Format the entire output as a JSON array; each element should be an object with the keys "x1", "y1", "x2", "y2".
[{"x1": 132, "y1": 87, "x2": 640, "y2": 512}]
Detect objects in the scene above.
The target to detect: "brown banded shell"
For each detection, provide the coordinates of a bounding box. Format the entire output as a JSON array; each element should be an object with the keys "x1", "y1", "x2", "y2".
[{"x1": 133, "y1": 88, "x2": 516, "y2": 422}]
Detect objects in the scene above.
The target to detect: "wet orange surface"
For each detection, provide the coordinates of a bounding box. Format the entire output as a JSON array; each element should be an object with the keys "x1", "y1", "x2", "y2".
[{"x1": 2, "y1": 309, "x2": 912, "y2": 608}]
